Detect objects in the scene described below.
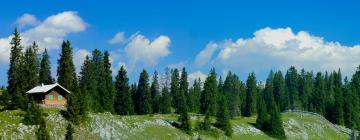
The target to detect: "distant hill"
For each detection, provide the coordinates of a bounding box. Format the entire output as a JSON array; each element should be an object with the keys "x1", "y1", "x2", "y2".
[{"x1": 0, "y1": 109, "x2": 349, "y2": 140}]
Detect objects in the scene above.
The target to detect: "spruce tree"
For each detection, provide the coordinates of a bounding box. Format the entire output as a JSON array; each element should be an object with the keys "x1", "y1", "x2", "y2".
[
  {"x1": 66, "y1": 89, "x2": 87, "y2": 125},
  {"x1": 285, "y1": 66, "x2": 300, "y2": 110},
  {"x1": 298, "y1": 69, "x2": 313, "y2": 111},
  {"x1": 223, "y1": 72, "x2": 241, "y2": 117},
  {"x1": 200, "y1": 68, "x2": 218, "y2": 115},
  {"x1": 215, "y1": 95, "x2": 233, "y2": 136},
  {"x1": 57, "y1": 40, "x2": 78, "y2": 92},
  {"x1": 39, "y1": 49, "x2": 53, "y2": 84},
  {"x1": 243, "y1": 72, "x2": 257, "y2": 117},
  {"x1": 256, "y1": 96, "x2": 269, "y2": 131},
  {"x1": 36, "y1": 118, "x2": 50, "y2": 140},
  {"x1": 273, "y1": 71, "x2": 287, "y2": 111},
  {"x1": 24, "y1": 42, "x2": 39, "y2": 90},
  {"x1": 269, "y1": 100, "x2": 285, "y2": 139},
  {"x1": 313, "y1": 72, "x2": 326, "y2": 115},
  {"x1": 160, "y1": 85, "x2": 171, "y2": 114},
  {"x1": 171, "y1": 69, "x2": 180, "y2": 112},
  {"x1": 79, "y1": 56, "x2": 97, "y2": 112},
  {"x1": 178, "y1": 88, "x2": 191, "y2": 134},
  {"x1": 137, "y1": 70, "x2": 152, "y2": 114},
  {"x1": 179, "y1": 68, "x2": 189, "y2": 112},
  {"x1": 101, "y1": 51, "x2": 115, "y2": 112},
  {"x1": 7, "y1": 28, "x2": 26, "y2": 109},
  {"x1": 114, "y1": 66, "x2": 134, "y2": 115},
  {"x1": 151, "y1": 71, "x2": 161, "y2": 113},
  {"x1": 23, "y1": 99, "x2": 43, "y2": 125},
  {"x1": 65, "y1": 123, "x2": 74, "y2": 140},
  {"x1": 188, "y1": 78, "x2": 201, "y2": 113},
  {"x1": 91, "y1": 49, "x2": 105, "y2": 112}
]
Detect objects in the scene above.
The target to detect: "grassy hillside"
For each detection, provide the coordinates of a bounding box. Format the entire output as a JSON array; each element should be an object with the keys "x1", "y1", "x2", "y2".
[{"x1": 0, "y1": 109, "x2": 349, "y2": 140}]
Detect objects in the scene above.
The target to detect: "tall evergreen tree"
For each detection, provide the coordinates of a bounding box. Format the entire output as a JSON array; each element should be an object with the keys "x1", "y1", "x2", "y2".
[
  {"x1": 91, "y1": 49, "x2": 105, "y2": 112},
  {"x1": 178, "y1": 86, "x2": 191, "y2": 134},
  {"x1": 180, "y1": 68, "x2": 189, "y2": 112},
  {"x1": 160, "y1": 85, "x2": 171, "y2": 114},
  {"x1": 23, "y1": 99, "x2": 43, "y2": 125},
  {"x1": 114, "y1": 66, "x2": 134, "y2": 115},
  {"x1": 273, "y1": 71, "x2": 287, "y2": 111},
  {"x1": 79, "y1": 56, "x2": 96, "y2": 112},
  {"x1": 171, "y1": 69, "x2": 180, "y2": 111},
  {"x1": 137, "y1": 70, "x2": 152, "y2": 114},
  {"x1": 101, "y1": 51, "x2": 115, "y2": 112},
  {"x1": 200, "y1": 68, "x2": 218, "y2": 115},
  {"x1": 7, "y1": 28, "x2": 26, "y2": 109},
  {"x1": 24, "y1": 42, "x2": 39, "y2": 90},
  {"x1": 269, "y1": 100, "x2": 285, "y2": 139},
  {"x1": 215, "y1": 95, "x2": 233, "y2": 136},
  {"x1": 151, "y1": 71, "x2": 161, "y2": 113},
  {"x1": 223, "y1": 72, "x2": 241, "y2": 117},
  {"x1": 66, "y1": 89, "x2": 88, "y2": 125},
  {"x1": 57, "y1": 40, "x2": 78, "y2": 92},
  {"x1": 298, "y1": 69, "x2": 313, "y2": 111},
  {"x1": 243, "y1": 72, "x2": 257, "y2": 117},
  {"x1": 312, "y1": 72, "x2": 326, "y2": 115},
  {"x1": 39, "y1": 49, "x2": 53, "y2": 84},
  {"x1": 256, "y1": 96, "x2": 270, "y2": 131},
  {"x1": 188, "y1": 78, "x2": 201, "y2": 113},
  {"x1": 285, "y1": 66, "x2": 300, "y2": 110}
]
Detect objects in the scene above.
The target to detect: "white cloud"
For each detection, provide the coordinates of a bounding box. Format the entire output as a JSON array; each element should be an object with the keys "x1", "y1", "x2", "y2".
[
  {"x1": 168, "y1": 61, "x2": 187, "y2": 69},
  {"x1": 73, "y1": 49, "x2": 91, "y2": 74},
  {"x1": 188, "y1": 71, "x2": 207, "y2": 84},
  {"x1": 194, "y1": 42, "x2": 218, "y2": 67},
  {"x1": 109, "y1": 32, "x2": 125, "y2": 44},
  {"x1": 195, "y1": 27, "x2": 360, "y2": 77},
  {"x1": 125, "y1": 34, "x2": 171, "y2": 68},
  {"x1": 0, "y1": 11, "x2": 87, "y2": 64},
  {"x1": 16, "y1": 13, "x2": 40, "y2": 27}
]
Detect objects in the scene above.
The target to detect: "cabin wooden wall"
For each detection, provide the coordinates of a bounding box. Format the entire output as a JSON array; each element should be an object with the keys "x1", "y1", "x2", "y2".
[{"x1": 44, "y1": 90, "x2": 67, "y2": 105}]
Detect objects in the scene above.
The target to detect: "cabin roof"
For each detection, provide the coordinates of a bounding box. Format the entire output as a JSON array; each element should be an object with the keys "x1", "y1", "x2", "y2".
[{"x1": 26, "y1": 83, "x2": 71, "y2": 94}]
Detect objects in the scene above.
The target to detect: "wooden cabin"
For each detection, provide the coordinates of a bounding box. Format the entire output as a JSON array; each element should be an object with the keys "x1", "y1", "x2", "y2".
[{"x1": 26, "y1": 83, "x2": 70, "y2": 107}]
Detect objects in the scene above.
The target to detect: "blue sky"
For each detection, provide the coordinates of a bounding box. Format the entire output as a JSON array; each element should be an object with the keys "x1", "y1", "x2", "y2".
[{"x1": 1, "y1": 0, "x2": 360, "y2": 86}]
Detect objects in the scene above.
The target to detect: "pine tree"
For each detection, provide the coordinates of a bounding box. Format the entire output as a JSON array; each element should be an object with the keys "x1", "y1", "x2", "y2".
[
  {"x1": 160, "y1": 85, "x2": 171, "y2": 114},
  {"x1": 65, "y1": 123, "x2": 74, "y2": 140},
  {"x1": 313, "y1": 72, "x2": 326, "y2": 115},
  {"x1": 179, "y1": 68, "x2": 189, "y2": 112},
  {"x1": 137, "y1": 70, "x2": 152, "y2": 114},
  {"x1": 188, "y1": 78, "x2": 201, "y2": 113},
  {"x1": 269, "y1": 100, "x2": 285, "y2": 139},
  {"x1": 285, "y1": 66, "x2": 300, "y2": 110},
  {"x1": 215, "y1": 95, "x2": 233, "y2": 136},
  {"x1": 273, "y1": 71, "x2": 287, "y2": 111},
  {"x1": 298, "y1": 69, "x2": 313, "y2": 111},
  {"x1": 24, "y1": 42, "x2": 39, "y2": 90},
  {"x1": 114, "y1": 66, "x2": 134, "y2": 115},
  {"x1": 151, "y1": 71, "x2": 161, "y2": 113},
  {"x1": 39, "y1": 49, "x2": 53, "y2": 84},
  {"x1": 57, "y1": 40, "x2": 78, "y2": 92},
  {"x1": 36, "y1": 118, "x2": 50, "y2": 140},
  {"x1": 223, "y1": 72, "x2": 241, "y2": 117},
  {"x1": 79, "y1": 56, "x2": 97, "y2": 112},
  {"x1": 178, "y1": 87, "x2": 191, "y2": 134},
  {"x1": 171, "y1": 69, "x2": 180, "y2": 112},
  {"x1": 256, "y1": 96, "x2": 270, "y2": 131},
  {"x1": 101, "y1": 51, "x2": 115, "y2": 112},
  {"x1": 7, "y1": 28, "x2": 27, "y2": 109},
  {"x1": 200, "y1": 68, "x2": 218, "y2": 115},
  {"x1": 243, "y1": 72, "x2": 257, "y2": 117},
  {"x1": 23, "y1": 99, "x2": 43, "y2": 125}
]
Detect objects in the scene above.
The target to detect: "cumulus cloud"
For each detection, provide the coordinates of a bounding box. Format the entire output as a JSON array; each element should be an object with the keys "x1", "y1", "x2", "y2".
[
  {"x1": 109, "y1": 32, "x2": 125, "y2": 44},
  {"x1": 125, "y1": 34, "x2": 171, "y2": 68},
  {"x1": 0, "y1": 11, "x2": 87, "y2": 64},
  {"x1": 16, "y1": 13, "x2": 40, "y2": 27},
  {"x1": 195, "y1": 27, "x2": 360, "y2": 77},
  {"x1": 73, "y1": 49, "x2": 91, "y2": 73}
]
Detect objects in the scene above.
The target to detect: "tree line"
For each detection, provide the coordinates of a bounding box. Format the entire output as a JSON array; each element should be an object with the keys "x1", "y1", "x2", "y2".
[{"x1": 1, "y1": 28, "x2": 360, "y2": 139}]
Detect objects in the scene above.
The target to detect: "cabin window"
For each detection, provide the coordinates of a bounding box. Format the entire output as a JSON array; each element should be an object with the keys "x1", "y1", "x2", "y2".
[
  {"x1": 48, "y1": 95, "x2": 54, "y2": 100},
  {"x1": 58, "y1": 95, "x2": 62, "y2": 101}
]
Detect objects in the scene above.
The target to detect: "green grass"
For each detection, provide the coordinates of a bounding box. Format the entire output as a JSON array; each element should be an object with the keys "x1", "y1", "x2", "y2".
[{"x1": 0, "y1": 109, "x2": 349, "y2": 140}]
